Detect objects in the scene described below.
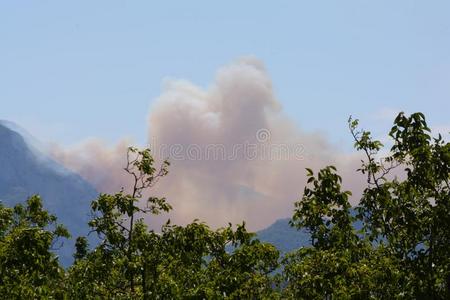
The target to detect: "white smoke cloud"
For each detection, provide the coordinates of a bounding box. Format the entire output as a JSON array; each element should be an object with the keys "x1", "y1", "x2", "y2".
[{"x1": 52, "y1": 58, "x2": 366, "y2": 230}]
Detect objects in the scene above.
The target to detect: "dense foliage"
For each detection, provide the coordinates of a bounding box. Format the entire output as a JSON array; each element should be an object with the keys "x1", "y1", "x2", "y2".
[
  {"x1": 283, "y1": 112, "x2": 450, "y2": 299},
  {"x1": 0, "y1": 195, "x2": 69, "y2": 298},
  {"x1": 0, "y1": 112, "x2": 449, "y2": 299}
]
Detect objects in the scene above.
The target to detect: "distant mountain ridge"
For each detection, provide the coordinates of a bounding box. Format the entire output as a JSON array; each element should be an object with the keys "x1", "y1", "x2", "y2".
[
  {"x1": 0, "y1": 121, "x2": 98, "y2": 266},
  {"x1": 256, "y1": 218, "x2": 310, "y2": 254},
  {"x1": 256, "y1": 210, "x2": 363, "y2": 255}
]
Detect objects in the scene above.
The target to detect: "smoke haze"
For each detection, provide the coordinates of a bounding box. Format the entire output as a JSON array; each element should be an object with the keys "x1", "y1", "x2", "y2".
[{"x1": 52, "y1": 58, "x2": 366, "y2": 230}]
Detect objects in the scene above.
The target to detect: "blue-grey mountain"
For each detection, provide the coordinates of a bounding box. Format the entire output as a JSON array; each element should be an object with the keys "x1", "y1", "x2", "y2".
[{"x1": 0, "y1": 121, "x2": 98, "y2": 266}]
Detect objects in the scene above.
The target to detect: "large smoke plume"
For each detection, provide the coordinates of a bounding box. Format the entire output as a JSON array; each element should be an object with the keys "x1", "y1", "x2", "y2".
[{"x1": 52, "y1": 58, "x2": 365, "y2": 230}]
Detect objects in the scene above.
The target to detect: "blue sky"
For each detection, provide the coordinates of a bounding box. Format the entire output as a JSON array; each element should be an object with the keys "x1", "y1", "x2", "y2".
[{"x1": 1, "y1": 1, "x2": 450, "y2": 150}]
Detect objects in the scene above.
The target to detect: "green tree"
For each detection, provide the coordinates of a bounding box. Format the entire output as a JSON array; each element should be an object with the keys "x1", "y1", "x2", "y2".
[
  {"x1": 283, "y1": 112, "x2": 450, "y2": 299},
  {"x1": 283, "y1": 167, "x2": 386, "y2": 299},
  {"x1": 67, "y1": 146, "x2": 280, "y2": 299},
  {"x1": 137, "y1": 220, "x2": 280, "y2": 299},
  {"x1": 0, "y1": 195, "x2": 69, "y2": 299},
  {"x1": 66, "y1": 147, "x2": 171, "y2": 299},
  {"x1": 352, "y1": 112, "x2": 450, "y2": 298}
]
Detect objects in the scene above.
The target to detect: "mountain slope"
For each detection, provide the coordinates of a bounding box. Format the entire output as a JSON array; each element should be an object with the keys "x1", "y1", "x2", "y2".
[
  {"x1": 0, "y1": 121, "x2": 98, "y2": 266},
  {"x1": 256, "y1": 210, "x2": 363, "y2": 255},
  {"x1": 257, "y1": 218, "x2": 310, "y2": 254}
]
